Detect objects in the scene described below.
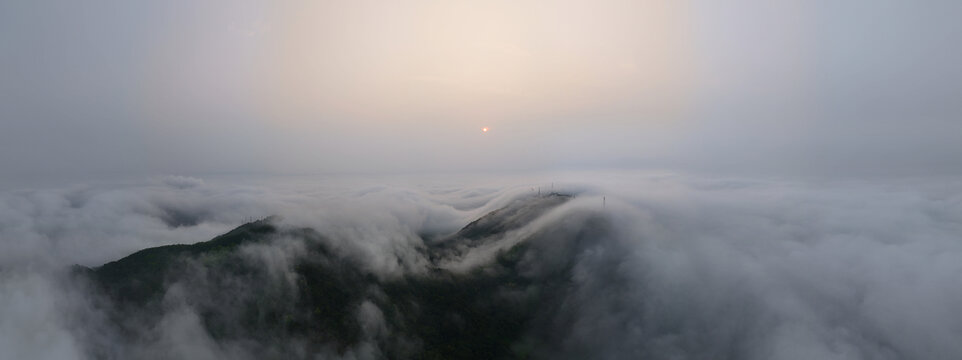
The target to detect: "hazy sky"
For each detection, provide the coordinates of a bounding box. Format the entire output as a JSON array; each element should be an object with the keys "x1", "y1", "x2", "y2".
[{"x1": 2, "y1": 0, "x2": 961, "y2": 187}]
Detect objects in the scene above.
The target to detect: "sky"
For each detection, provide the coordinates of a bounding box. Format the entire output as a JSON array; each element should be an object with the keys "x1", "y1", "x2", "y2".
[
  {"x1": 2, "y1": 0, "x2": 962, "y2": 188},
  {"x1": 4, "y1": 3, "x2": 962, "y2": 356}
]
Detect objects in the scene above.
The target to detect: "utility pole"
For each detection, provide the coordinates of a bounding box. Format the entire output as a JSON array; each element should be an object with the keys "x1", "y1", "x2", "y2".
[{"x1": 603, "y1": 196, "x2": 606, "y2": 208}]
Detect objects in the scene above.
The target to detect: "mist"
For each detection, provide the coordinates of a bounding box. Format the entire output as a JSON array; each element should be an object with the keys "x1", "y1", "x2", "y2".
[
  {"x1": 4, "y1": 0, "x2": 962, "y2": 188},
  {"x1": 4, "y1": 0, "x2": 962, "y2": 358},
  {"x1": 2, "y1": 172, "x2": 962, "y2": 359}
]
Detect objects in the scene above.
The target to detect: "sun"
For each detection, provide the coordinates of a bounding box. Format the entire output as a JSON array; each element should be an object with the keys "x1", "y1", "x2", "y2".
[{"x1": 481, "y1": 127, "x2": 489, "y2": 133}]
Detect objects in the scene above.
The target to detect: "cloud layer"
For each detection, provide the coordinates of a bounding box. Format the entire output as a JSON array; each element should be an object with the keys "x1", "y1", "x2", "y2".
[{"x1": 2, "y1": 172, "x2": 962, "y2": 359}]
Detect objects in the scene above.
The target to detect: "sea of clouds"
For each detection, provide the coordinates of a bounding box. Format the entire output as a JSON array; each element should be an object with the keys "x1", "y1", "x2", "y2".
[{"x1": 2, "y1": 171, "x2": 962, "y2": 359}]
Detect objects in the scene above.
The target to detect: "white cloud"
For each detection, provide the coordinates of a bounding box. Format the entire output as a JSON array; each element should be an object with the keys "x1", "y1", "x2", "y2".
[{"x1": 2, "y1": 172, "x2": 962, "y2": 358}]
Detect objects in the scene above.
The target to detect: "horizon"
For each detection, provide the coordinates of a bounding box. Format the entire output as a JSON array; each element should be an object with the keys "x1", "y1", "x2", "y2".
[
  {"x1": 3, "y1": 1, "x2": 962, "y2": 187},
  {"x1": 4, "y1": 1, "x2": 962, "y2": 359}
]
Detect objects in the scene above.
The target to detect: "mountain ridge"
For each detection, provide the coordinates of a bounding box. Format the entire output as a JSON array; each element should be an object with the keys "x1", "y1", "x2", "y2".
[{"x1": 73, "y1": 192, "x2": 597, "y2": 359}]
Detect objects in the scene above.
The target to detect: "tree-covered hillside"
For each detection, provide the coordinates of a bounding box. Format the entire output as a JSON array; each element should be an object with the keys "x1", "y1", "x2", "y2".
[{"x1": 76, "y1": 193, "x2": 605, "y2": 359}]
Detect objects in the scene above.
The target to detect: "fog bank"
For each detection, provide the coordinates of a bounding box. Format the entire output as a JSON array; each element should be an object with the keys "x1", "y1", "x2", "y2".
[{"x1": 2, "y1": 172, "x2": 962, "y2": 359}]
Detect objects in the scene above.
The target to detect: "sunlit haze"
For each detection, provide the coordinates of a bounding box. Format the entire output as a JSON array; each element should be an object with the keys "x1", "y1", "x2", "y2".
[
  {"x1": 4, "y1": 1, "x2": 962, "y2": 187},
  {"x1": 3, "y1": 2, "x2": 962, "y2": 359}
]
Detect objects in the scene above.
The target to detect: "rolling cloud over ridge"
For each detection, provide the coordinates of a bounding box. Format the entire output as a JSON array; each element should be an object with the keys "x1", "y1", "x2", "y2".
[{"x1": 2, "y1": 172, "x2": 962, "y2": 359}]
